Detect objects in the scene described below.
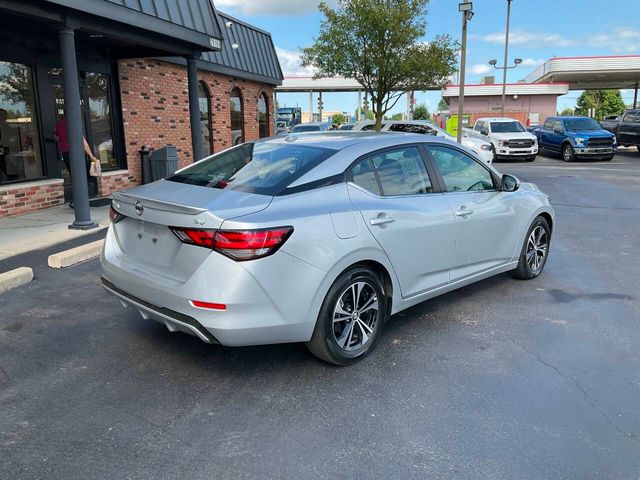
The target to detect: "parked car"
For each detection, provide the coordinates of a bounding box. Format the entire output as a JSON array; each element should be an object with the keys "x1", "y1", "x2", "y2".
[
  {"x1": 600, "y1": 109, "x2": 640, "y2": 152},
  {"x1": 382, "y1": 120, "x2": 495, "y2": 164},
  {"x1": 339, "y1": 123, "x2": 356, "y2": 131},
  {"x1": 290, "y1": 122, "x2": 335, "y2": 133},
  {"x1": 530, "y1": 116, "x2": 616, "y2": 161},
  {"x1": 275, "y1": 120, "x2": 289, "y2": 135},
  {"x1": 102, "y1": 133, "x2": 554, "y2": 365},
  {"x1": 465, "y1": 117, "x2": 538, "y2": 161},
  {"x1": 600, "y1": 115, "x2": 621, "y2": 132}
]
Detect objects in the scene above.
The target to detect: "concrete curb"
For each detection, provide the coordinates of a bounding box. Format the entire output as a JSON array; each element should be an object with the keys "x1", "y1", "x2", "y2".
[
  {"x1": 0, "y1": 267, "x2": 34, "y2": 294},
  {"x1": 48, "y1": 239, "x2": 105, "y2": 269}
]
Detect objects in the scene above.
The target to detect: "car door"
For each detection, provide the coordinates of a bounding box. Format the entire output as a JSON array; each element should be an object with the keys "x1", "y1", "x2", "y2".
[
  {"x1": 347, "y1": 145, "x2": 456, "y2": 298},
  {"x1": 539, "y1": 118, "x2": 555, "y2": 149},
  {"x1": 425, "y1": 145, "x2": 519, "y2": 283},
  {"x1": 618, "y1": 111, "x2": 638, "y2": 145}
]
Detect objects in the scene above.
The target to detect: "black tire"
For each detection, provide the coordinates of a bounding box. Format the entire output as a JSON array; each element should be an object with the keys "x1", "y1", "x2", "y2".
[
  {"x1": 562, "y1": 143, "x2": 575, "y2": 162},
  {"x1": 636, "y1": 146, "x2": 640, "y2": 153},
  {"x1": 512, "y1": 216, "x2": 551, "y2": 280},
  {"x1": 492, "y1": 146, "x2": 498, "y2": 163},
  {"x1": 306, "y1": 267, "x2": 388, "y2": 366}
]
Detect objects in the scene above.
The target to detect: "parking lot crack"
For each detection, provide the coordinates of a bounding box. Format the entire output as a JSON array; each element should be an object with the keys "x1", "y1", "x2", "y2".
[{"x1": 519, "y1": 343, "x2": 637, "y2": 442}]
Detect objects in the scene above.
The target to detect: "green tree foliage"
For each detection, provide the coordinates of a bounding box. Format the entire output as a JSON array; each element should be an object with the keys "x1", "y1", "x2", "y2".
[
  {"x1": 437, "y1": 97, "x2": 449, "y2": 111},
  {"x1": 574, "y1": 90, "x2": 626, "y2": 121},
  {"x1": 413, "y1": 103, "x2": 430, "y2": 120},
  {"x1": 331, "y1": 112, "x2": 346, "y2": 125},
  {"x1": 354, "y1": 108, "x2": 375, "y2": 121},
  {"x1": 384, "y1": 112, "x2": 404, "y2": 120},
  {"x1": 301, "y1": 0, "x2": 458, "y2": 131},
  {"x1": 559, "y1": 108, "x2": 574, "y2": 116}
]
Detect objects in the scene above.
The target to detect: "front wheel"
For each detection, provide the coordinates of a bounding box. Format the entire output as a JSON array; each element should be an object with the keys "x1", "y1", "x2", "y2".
[
  {"x1": 306, "y1": 267, "x2": 387, "y2": 366},
  {"x1": 512, "y1": 216, "x2": 551, "y2": 280},
  {"x1": 562, "y1": 144, "x2": 576, "y2": 162}
]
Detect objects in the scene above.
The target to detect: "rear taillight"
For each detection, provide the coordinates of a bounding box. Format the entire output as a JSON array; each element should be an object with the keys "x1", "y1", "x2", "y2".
[
  {"x1": 109, "y1": 206, "x2": 124, "y2": 224},
  {"x1": 170, "y1": 226, "x2": 293, "y2": 261}
]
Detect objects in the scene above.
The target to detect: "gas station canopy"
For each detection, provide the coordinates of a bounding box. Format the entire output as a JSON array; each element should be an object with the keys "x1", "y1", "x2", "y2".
[{"x1": 523, "y1": 55, "x2": 640, "y2": 90}]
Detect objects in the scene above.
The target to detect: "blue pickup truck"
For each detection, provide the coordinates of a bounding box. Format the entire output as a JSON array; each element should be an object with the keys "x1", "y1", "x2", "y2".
[{"x1": 530, "y1": 116, "x2": 616, "y2": 161}]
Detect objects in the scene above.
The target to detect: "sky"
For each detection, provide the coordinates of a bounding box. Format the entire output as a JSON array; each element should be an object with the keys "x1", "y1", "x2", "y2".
[{"x1": 215, "y1": 0, "x2": 640, "y2": 116}]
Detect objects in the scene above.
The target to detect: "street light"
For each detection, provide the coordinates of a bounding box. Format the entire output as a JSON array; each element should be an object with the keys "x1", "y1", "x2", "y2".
[
  {"x1": 489, "y1": 56, "x2": 523, "y2": 116},
  {"x1": 456, "y1": 1, "x2": 473, "y2": 144},
  {"x1": 499, "y1": 0, "x2": 514, "y2": 118}
]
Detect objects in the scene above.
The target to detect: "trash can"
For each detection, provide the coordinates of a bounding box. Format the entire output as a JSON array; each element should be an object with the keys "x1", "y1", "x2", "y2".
[{"x1": 150, "y1": 145, "x2": 179, "y2": 181}]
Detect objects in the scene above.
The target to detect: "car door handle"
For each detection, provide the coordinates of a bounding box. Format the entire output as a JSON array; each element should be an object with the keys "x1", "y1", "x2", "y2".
[
  {"x1": 455, "y1": 207, "x2": 474, "y2": 218},
  {"x1": 370, "y1": 214, "x2": 395, "y2": 226}
]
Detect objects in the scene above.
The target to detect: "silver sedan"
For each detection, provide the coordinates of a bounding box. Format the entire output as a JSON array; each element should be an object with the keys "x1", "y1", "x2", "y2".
[{"x1": 102, "y1": 132, "x2": 554, "y2": 365}]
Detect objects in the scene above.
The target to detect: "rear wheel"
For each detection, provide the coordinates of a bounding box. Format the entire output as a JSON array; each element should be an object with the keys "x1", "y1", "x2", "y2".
[
  {"x1": 512, "y1": 216, "x2": 551, "y2": 280},
  {"x1": 562, "y1": 144, "x2": 576, "y2": 162},
  {"x1": 306, "y1": 267, "x2": 387, "y2": 366}
]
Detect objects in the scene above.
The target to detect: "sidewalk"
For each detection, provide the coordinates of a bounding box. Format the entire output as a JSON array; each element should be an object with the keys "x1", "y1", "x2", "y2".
[{"x1": 0, "y1": 204, "x2": 110, "y2": 261}]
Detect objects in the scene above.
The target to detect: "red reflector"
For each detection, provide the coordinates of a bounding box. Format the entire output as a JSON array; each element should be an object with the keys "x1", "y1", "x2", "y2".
[
  {"x1": 190, "y1": 300, "x2": 227, "y2": 311},
  {"x1": 171, "y1": 228, "x2": 216, "y2": 248}
]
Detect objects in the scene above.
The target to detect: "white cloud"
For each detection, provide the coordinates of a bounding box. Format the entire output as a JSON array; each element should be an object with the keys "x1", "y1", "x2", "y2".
[
  {"x1": 276, "y1": 47, "x2": 315, "y2": 77},
  {"x1": 470, "y1": 28, "x2": 640, "y2": 53},
  {"x1": 520, "y1": 58, "x2": 545, "y2": 67},
  {"x1": 216, "y1": 0, "x2": 337, "y2": 16},
  {"x1": 471, "y1": 64, "x2": 491, "y2": 75}
]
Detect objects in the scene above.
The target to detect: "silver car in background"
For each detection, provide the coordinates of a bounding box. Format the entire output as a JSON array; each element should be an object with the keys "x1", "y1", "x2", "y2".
[{"x1": 102, "y1": 132, "x2": 554, "y2": 365}]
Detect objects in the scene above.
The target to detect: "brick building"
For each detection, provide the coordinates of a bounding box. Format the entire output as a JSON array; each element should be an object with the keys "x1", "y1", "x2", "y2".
[{"x1": 0, "y1": 1, "x2": 283, "y2": 220}]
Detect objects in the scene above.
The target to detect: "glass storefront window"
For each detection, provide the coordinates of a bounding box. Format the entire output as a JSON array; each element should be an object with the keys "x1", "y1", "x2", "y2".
[
  {"x1": 258, "y1": 93, "x2": 269, "y2": 138},
  {"x1": 0, "y1": 61, "x2": 43, "y2": 183},
  {"x1": 230, "y1": 87, "x2": 244, "y2": 145},
  {"x1": 198, "y1": 82, "x2": 213, "y2": 157},
  {"x1": 86, "y1": 73, "x2": 117, "y2": 170}
]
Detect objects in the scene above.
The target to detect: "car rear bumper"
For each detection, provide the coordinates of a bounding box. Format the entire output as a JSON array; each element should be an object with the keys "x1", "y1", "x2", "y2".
[{"x1": 100, "y1": 226, "x2": 325, "y2": 347}]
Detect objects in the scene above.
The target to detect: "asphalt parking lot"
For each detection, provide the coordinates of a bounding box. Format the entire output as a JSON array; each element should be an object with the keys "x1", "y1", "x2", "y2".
[{"x1": 1, "y1": 149, "x2": 639, "y2": 479}]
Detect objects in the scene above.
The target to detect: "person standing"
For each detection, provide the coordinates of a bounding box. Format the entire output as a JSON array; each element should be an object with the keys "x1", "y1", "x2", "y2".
[{"x1": 54, "y1": 115, "x2": 98, "y2": 208}]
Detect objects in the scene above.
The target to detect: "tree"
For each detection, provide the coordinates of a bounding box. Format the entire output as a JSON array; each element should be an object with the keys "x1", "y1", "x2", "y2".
[
  {"x1": 301, "y1": 0, "x2": 458, "y2": 131},
  {"x1": 385, "y1": 112, "x2": 404, "y2": 120},
  {"x1": 413, "y1": 103, "x2": 430, "y2": 120},
  {"x1": 332, "y1": 112, "x2": 346, "y2": 125},
  {"x1": 437, "y1": 97, "x2": 449, "y2": 111},
  {"x1": 354, "y1": 108, "x2": 374, "y2": 121},
  {"x1": 574, "y1": 90, "x2": 626, "y2": 121},
  {"x1": 559, "y1": 108, "x2": 574, "y2": 116}
]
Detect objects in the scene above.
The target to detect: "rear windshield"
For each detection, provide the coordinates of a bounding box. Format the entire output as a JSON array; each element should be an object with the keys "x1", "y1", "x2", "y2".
[
  {"x1": 291, "y1": 125, "x2": 322, "y2": 132},
  {"x1": 167, "y1": 142, "x2": 336, "y2": 195},
  {"x1": 564, "y1": 118, "x2": 601, "y2": 131},
  {"x1": 388, "y1": 123, "x2": 439, "y2": 136},
  {"x1": 490, "y1": 121, "x2": 526, "y2": 133}
]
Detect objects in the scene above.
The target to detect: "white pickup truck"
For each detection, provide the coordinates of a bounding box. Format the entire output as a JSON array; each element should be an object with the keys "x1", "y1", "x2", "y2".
[{"x1": 464, "y1": 117, "x2": 538, "y2": 162}]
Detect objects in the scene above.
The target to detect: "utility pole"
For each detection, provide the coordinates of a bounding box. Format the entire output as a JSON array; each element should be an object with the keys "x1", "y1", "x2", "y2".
[
  {"x1": 457, "y1": 2, "x2": 473, "y2": 143},
  {"x1": 501, "y1": 0, "x2": 513, "y2": 118}
]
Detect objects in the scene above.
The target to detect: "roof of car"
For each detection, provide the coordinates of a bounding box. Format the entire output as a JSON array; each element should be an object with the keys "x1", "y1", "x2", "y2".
[
  {"x1": 478, "y1": 117, "x2": 522, "y2": 122},
  {"x1": 260, "y1": 131, "x2": 429, "y2": 150},
  {"x1": 549, "y1": 116, "x2": 597, "y2": 120}
]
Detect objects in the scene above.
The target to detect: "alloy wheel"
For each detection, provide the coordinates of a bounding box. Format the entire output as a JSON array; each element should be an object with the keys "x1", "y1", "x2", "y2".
[
  {"x1": 333, "y1": 281, "x2": 379, "y2": 351},
  {"x1": 526, "y1": 225, "x2": 548, "y2": 272}
]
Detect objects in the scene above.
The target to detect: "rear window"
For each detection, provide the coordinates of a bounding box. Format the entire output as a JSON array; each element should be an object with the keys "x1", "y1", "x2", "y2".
[
  {"x1": 167, "y1": 142, "x2": 336, "y2": 196},
  {"x1": 388, "y1": 123, "x2": 439, "y2": 136}
]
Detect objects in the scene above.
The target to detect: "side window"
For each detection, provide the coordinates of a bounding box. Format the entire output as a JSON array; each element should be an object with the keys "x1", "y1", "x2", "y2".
[
  {"x1": 351, "y1": 158, "x2": 381, "y2": 195},
  {"x1": 623, "y1": 112, "x2": 636, "y2": 123},
  {"x1": 481, "y1": 124, "x2": 489, "y2": 135},
  {"x1": 544, "y1": 118, "x2": 554, "y2": 130},
  {"x1": 428, "y1": 146, "x2": 495, "y2": 192},
  {"x1": 370, "y1": 147, "x2": 432, "y2": 196},
  {"x1": 553, "y1": 120, "x2": 564, "y2": 132},
  {"x1": 474, "y1": 121, "x2": 483, "y2": 132}
]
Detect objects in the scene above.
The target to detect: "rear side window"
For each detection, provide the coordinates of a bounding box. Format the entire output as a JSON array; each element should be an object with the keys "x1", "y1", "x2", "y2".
[
  {"x1": 388, "y1": 123, "x2": 439, "y2": 136},
  {"x1": 351, "y1": 146, "x2": 433, "y2": 196},
  {"x1": 167, "y1": 142, "x2": 336, "y2": 195},
  {"x1": 428, "y1": 146, "x2": 495, "y2": 192}
]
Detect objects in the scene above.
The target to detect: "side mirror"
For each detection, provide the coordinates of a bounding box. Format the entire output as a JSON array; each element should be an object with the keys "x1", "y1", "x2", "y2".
[{"x1": 501, "y1": 174, "x2": 520, "y2": 192}]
